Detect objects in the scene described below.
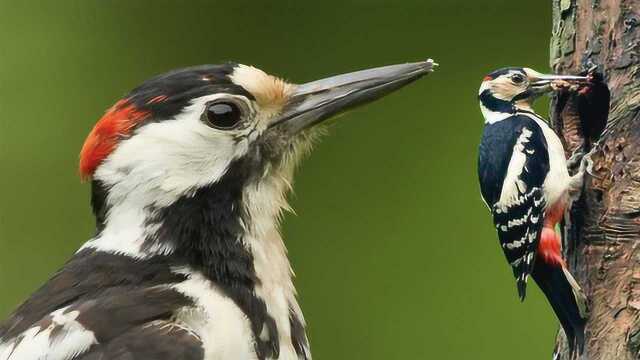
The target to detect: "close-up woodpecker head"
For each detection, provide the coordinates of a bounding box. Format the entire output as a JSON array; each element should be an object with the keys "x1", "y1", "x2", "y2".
[
  {"x1": 478, "y1": 67, "x2": 587, "y2": 122},
  {"x1": 80, "y1": 60, "x2": 436, "y2": 242}
]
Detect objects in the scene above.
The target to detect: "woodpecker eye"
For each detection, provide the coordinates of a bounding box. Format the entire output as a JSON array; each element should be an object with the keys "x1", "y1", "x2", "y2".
[
  {"x1": 511, "y1": 74, "x2": 526, "y2": 84},
  {"x1": 204, "y1": 102, "x2": 243, "y2": 129}
]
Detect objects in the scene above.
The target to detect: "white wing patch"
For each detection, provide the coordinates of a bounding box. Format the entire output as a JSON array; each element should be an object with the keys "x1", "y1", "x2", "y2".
[
  {"x1": 496, "y1": 127, "x2": 533, "y2": 211},
  {"x1": 0, "y1": 307, "x2": 97, "y2": 360},
  {"x1": 518, "y1": 112, "x2": 571, "y2": 207}
]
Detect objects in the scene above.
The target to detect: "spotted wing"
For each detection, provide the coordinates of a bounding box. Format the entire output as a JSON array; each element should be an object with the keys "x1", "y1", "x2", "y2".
[
  {"x1": 478, "y1": 115, "x2": 550, "y2": 300},
  {"x1": 492, "y1": 187, "x2": 545, "y2": 299},
  {"x1": 0, "y1": 250, "x2": 203, "y2": 360},
  {"x1": 73, "y1": 287, "x2": 204, "y2": 360}
]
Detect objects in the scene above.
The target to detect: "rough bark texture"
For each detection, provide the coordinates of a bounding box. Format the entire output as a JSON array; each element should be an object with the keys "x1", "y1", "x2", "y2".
[{"x1": 551, "y1": 0, "x2": 640, "y2": 359}]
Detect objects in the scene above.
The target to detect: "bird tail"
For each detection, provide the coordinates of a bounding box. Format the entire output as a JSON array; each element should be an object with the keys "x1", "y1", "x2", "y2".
[{"x1": 532, "y1": 263, "x2": 588, "y2": 355}]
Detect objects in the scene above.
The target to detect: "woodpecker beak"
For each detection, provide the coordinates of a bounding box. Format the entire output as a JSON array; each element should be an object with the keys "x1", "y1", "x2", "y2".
[
  {"x1": 270, "y1": 59, "x2": 436, "y2": 133},
  {"x1": 525, "y1": 68, "x2": 588, "y2": 93}
]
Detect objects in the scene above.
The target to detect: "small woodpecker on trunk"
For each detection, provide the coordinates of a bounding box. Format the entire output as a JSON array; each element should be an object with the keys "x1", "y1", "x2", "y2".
[
  {"x1": 0, "y1": 59, "x2": 436, "y2": 360},
  {"x1": 477, "y1": 67, "x2": 589, "y2": 354}
]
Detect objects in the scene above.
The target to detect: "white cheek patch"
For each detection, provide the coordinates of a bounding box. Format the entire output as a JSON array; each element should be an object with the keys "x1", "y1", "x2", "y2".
[
  {"x1": 95, "y1": 94, "x2": 252, "y2": 208},
  {"x1": 84, "y1": 94, "x2": 256, "y2": 258},
  {"x1": 489, "y1": 77, "x2": 526, "y2": 102},
  {"x1": 0, "y1": 307, "x2": 97, "y2": 360},
  {"x1": 478, "y1": 72, "x2": 526, "y2": 101}
]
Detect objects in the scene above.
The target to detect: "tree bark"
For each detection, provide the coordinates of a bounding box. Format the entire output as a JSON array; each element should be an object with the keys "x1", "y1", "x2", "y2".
[{"x1": 551, "y1": 0, "x2": 640, "y2": 359}]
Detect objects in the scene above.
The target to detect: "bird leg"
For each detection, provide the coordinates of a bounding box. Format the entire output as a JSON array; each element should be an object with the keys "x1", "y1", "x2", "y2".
[{"x1": 561, "y1": 147, "x2": 594, "y2": 254}]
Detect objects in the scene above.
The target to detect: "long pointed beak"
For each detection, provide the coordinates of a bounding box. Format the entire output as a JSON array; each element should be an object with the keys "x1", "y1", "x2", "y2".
[
  {"x1": 528, "y1": 70, "x2": 588, "y2": 88},
  {"x1": 270, "y1": 59, "x2": 436, "y2": 134}
]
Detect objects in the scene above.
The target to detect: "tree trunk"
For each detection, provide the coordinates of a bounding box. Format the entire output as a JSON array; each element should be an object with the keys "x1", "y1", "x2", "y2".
[{"x1": 551, "y1": 0, "x2": 640, "y2": 359}]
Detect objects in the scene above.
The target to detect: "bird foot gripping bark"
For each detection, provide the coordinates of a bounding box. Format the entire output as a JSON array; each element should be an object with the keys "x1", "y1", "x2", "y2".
[{"x1": 567, "y1": 149, "x2": 595, "y2": 202}]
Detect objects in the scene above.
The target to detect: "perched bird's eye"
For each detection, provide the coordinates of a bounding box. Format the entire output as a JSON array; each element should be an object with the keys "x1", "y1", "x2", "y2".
[
  {"x1": 204, "y1": 102, "x2": 243, "y2": 129},
  {"x1": 511, "y1": 74, "x2": 526, "y2": 84}
]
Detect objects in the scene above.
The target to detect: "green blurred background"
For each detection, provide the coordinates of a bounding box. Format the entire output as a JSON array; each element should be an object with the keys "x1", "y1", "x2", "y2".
[{"x1": 0, "y1": 1, "x2": 555, "y2": 358}]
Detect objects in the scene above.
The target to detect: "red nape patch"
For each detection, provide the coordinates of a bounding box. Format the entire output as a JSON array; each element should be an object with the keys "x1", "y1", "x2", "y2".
[
  {"x1": 79, "y1": 99, "x2": 150, "y2": 179},
  {"x1": 483, "y1": 75, "x2": 493, "y2": 81}
]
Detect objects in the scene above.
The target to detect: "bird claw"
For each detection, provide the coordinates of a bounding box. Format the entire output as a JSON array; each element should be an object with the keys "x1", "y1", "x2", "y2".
[
  {"x1": 567, "y1": 147, "x2": 597, "y2": 178},
  {"x1": 567, "y1": 149, "x2": 598, "y2": 202},
  {"x1": 567, "y1": 148, "x2": 585, "y2": 174},
  {"x1": 581, "y1": 153, "x2": 596, "y2": 178}
]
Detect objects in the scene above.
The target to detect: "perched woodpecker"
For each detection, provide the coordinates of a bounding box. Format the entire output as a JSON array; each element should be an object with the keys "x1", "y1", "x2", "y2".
[
  {"x1": 0, "y1": 59, "x2": 435, "y2": 360},
  {"x1": 477, "y1": 68, "x2": 589, "y2": 352}
]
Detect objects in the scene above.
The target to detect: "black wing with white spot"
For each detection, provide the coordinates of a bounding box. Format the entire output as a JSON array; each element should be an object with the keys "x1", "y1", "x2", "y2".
[
  {"x1": 72, "y1": 287, "x2": 204, "y2": 360},
  {"x1": 0, "y1": 249, "x2": 204, "y2": 360},
  {"x1": 478, "y1": 114, "x2": 549, "y2": 299}
]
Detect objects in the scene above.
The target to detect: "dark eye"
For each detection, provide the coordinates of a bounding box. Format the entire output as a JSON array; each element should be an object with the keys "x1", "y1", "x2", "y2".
[
  {"x1": 512, "y1": 74, "x2": 526, "y2": 84},
  {"x1": 204, "y1": 102, "x2": 242, "y2": 129}
]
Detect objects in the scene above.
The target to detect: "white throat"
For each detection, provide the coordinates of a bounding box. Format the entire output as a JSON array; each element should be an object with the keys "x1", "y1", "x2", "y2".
[{"x1": 242, "y1": 174, "x2": 306, "y2": 360}]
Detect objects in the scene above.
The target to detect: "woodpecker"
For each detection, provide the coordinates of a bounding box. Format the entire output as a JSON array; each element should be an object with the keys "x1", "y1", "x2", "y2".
[
  {"x1": 0, "y1": 59, "x2": 435, "y2": 360},
  {"x1": 477, "y1": 67, "x2": 589, "y2": 353}
]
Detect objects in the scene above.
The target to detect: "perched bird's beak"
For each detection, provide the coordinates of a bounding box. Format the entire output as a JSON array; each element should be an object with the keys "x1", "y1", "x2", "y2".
[
  {"x1": 270, "y1": 59, "x2": 436, "y2": 134},
  {"x1": 525, "y1": 68, "x2": 588, "y2": 94}
]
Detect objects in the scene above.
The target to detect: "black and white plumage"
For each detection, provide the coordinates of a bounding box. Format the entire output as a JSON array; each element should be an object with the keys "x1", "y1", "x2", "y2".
[
  {"x1": 477, "y1": 67, "x2": 589, "y2": 353},
  {"x1": 0, "y1": 60, "x2": 436, "y2": 360},
  {"x1": 479, "y1": 113, "x2": 549, "y2": 297}
]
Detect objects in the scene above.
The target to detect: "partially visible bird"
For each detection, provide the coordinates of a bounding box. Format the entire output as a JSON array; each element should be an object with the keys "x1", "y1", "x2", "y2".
[
  {"x1": 577, "y1": 70, "x2": 610, "y2": 148},
  {"x1": 0, "y1": 59, "x2": 436, "y2": 360},
  {"x1": 477, "y1": 67, "x2": 589, "y2": 353}
]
